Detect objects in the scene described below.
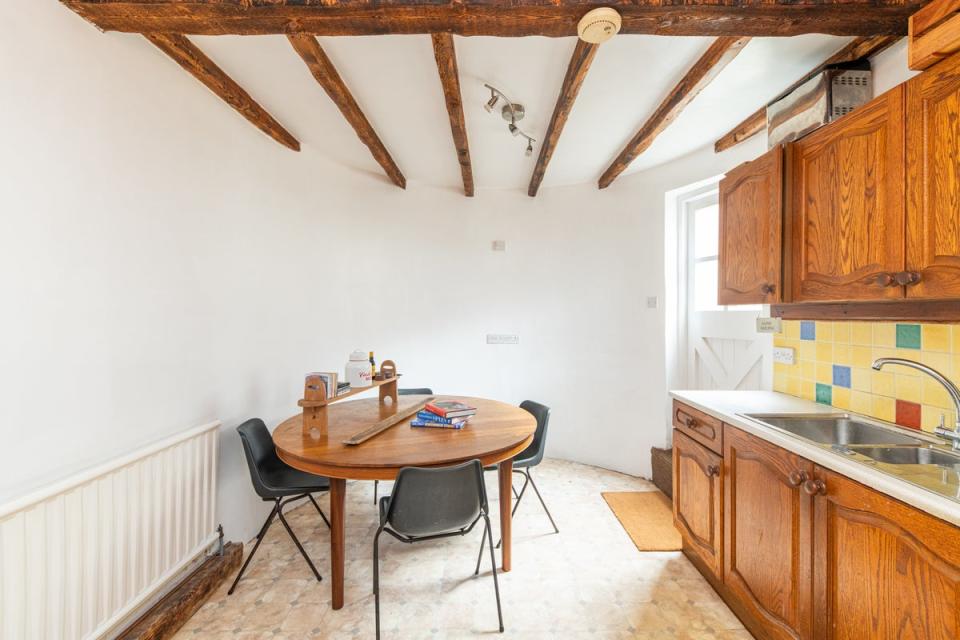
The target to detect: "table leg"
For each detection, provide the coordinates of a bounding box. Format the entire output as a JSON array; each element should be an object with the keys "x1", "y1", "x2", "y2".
[
  {"x1": 330, "y1": 477, "x2": 346, "y2": 610},
  {"x1": 498, "y1": 459, "x2": 513, "y2": 572}
]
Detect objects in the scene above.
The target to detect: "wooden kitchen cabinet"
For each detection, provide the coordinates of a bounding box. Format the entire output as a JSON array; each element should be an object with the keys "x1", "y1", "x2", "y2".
[
  {"x1": 672, "y1": 430, "x2": 723, "y2": 578},
  {"x1": 906, "y1": 52, "x2": 960, "y2": 299},
  {"x1": 812, "y1": 465, "x2": 960, "y2": 639},
  {"x1": 718, "y1": 146, "x2": 784, "y2": 305},
  {"x1": 788, "y1": 86, "x2": 906, "y2": 303},
  {"x1": 723, "y1": 425, "x2": 814, "y2": 640}
]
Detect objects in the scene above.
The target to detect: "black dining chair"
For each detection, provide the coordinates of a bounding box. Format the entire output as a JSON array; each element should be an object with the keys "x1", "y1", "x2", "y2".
[
  {"x1": 373, "y1": 387, "x2": 434, "y2": 505},
  {"x1": 229, "y1": 418, "x2": 331, "y2": 595},
  {"x1": 374, "y1": 460, "x2": 503, "y2": 639},
  {"x1": 486, "y1": 400, "x2": 558, "y2": 546}
]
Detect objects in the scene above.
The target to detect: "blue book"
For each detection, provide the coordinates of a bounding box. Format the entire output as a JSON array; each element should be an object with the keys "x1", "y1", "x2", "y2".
[
  {"x1": 411, "y1": 419, "x2": 465, "y2": 429},
  {"x1": 416, "y1": 411, "x2": 468, "y2": 425}
]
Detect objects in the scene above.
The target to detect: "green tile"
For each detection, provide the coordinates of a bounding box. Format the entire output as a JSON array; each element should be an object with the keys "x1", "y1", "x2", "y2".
[
  {"x1": 816, "y1": 383, "x2": 833, "y2": 405},
  {"x1": 896, "y1": 324, "x2": 921, "y2": 349}
]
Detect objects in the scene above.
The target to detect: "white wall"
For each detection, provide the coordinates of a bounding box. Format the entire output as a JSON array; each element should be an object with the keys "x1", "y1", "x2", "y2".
[{"x1": 1, "y1": 1, "x2": 916, "y2": 542}]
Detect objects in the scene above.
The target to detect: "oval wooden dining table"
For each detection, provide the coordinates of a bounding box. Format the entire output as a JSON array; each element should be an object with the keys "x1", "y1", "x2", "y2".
[{"x1": 273, "y1": 394, "x2": 537, "y2": 610}]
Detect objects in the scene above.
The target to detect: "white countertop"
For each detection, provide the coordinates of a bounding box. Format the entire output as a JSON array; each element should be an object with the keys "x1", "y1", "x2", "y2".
[{"x1": 670, "y1": 389, "x2": 960, "y2": 527}]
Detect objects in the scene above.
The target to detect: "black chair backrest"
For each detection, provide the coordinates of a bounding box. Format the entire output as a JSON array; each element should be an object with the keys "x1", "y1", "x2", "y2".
[
  {"x1": 517, "y1": 400, "x2": 551, "y2": 466},
  {"x1": 384, "y1": 460, "x2": 486, "y2": 537},
  {"x1": 237, "y1": 418, "x2": 277, "y2": 500},
  {"x1": 398, "y1": 388, "x2": 434, "y2": 395}
]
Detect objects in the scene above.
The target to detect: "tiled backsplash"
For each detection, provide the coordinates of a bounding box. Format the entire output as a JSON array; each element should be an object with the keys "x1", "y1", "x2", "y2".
[{"x1": 773, "y1": 321, "x2": 960, "y2": 433}]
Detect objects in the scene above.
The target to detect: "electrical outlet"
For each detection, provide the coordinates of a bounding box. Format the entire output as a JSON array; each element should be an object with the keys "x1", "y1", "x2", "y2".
[
  {"x1": 486, "y1": 334, "x2": 519, "y2": 345},
  {"x1": 773, "y1": 347, "x2": 795, "y2": 365}
]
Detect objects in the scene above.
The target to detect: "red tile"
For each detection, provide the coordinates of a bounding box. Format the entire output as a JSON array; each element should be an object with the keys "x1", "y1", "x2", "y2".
[{"x1": 895, "y1": 399, "x2": 922, "y2": 430}]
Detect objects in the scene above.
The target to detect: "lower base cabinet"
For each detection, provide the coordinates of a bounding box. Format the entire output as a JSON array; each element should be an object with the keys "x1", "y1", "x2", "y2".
[{"x1": 671, "y1": 404, "x2": 960, "y2": 640}]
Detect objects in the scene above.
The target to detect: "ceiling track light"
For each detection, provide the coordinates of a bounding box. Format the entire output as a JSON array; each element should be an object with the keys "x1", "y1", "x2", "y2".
[{"x1": 482, "y1": 83, "x2": 537, "y2": 158}]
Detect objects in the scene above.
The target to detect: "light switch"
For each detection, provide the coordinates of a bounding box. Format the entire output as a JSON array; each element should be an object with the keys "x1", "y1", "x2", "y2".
[
  {"x1": 491, "y1": 240, "x2": 506, "y2": 251},
  {"x1": 646, "y1": 296, "x2": 659, "y2": 309}
]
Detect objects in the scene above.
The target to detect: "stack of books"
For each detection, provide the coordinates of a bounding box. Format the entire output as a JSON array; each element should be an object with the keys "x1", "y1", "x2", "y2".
[
  {"x1": 411, "y1": 400, "x2": 477, "y2": 430},
  {"x1": 311, "y1": 372, "x2": 351, "y2": 398}
]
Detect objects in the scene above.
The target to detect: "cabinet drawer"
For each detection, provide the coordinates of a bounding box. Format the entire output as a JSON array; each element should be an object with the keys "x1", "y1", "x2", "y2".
[{"x1": 673, "y1": 400, "x2": 723, "y2": 454}]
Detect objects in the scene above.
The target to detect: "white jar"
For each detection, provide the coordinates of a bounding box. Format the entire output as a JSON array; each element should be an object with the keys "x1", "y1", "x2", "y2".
[{"x1": 345, "y1": 350, "x2": 372, "y2": 388}]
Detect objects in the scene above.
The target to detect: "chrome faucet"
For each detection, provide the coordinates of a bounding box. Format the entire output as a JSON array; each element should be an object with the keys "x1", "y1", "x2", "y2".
[{"x1": 872, "y1": 357, "x2": 960, "y2": 450}]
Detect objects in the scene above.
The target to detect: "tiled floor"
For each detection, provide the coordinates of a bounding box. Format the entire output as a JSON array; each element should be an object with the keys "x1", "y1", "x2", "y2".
[{"x1": 175, "y1": 459, "x2": 752, "y2": 639}]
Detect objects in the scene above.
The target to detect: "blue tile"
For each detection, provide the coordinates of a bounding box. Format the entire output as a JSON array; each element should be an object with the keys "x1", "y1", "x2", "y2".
[
  {"x1": 800, "y1": 321, "x2": 816, "y2": 341},
  {"x1": 832, "y1": 365, "x2": 851, "y2": 388},
  {"x1": 816, "y1": 383, "x2": 833, "y2": 405}
]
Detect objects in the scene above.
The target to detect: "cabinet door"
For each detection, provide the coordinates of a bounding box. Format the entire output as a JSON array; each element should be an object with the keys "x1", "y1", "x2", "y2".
[
  {"x1": 724, "y1": 425, "x2": 814, "y2": 640},
  {"x1": 788, "y1": 87, "x2": 906, "y2": 302},
  {"x1": 672, "y1": 430, "x2": 723, "y2": 577},
  {"x1": 812, "y1": 466, "x2": 960, "y2": 639},
  {"x1": 719, "y1": 146, "x2": 783, "y2": 304},
  {"x1": 906, "y1": 53, "x2": 960, "y2": 299}
]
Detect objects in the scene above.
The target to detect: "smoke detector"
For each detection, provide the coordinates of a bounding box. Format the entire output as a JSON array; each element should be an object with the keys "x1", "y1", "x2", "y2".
[{"x1": 577, "y1": 8, "x2": 622, "y2": 44}]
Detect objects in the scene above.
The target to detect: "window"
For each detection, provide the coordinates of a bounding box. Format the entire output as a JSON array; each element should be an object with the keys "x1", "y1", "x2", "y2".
[{"x1": 691, "y1": 203, "x2": 721, "y2": 311}]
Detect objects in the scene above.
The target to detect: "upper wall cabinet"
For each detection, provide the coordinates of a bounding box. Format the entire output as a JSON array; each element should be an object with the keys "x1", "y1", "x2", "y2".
[
  {"x1": 788, "y1": 87, "x2": 906, "y2": 303},
  {"x1": 718, "y1": 146, "x2": 783, "y2": 305},
  {"x1": 906, "y1": 52, "x2": 960, "y2": 299}
]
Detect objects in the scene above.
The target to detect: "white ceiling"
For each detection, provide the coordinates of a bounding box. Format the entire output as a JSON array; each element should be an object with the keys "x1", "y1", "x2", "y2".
[{"x1": 190, "y1": 33, "x2": 852, "y2": 192}]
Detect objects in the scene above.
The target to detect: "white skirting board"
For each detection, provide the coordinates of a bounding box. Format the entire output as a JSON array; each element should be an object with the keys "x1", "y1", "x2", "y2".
[{"x1": 0, "y1": 421, "x2": 221, "y2": 640}]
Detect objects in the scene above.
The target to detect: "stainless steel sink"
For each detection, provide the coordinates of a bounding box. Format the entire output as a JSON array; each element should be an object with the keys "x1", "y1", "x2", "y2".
[
  {"x1": 746, "y1": 414, "x2": 926, "y2": 446},
  {"x1": 848, "y1": 446, "x2": 960, "y2": 467}
]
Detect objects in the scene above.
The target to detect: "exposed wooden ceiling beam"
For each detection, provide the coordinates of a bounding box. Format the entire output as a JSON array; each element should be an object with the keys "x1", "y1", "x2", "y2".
[
  {"x1": 598, "y1": 36, "x2": 750, "y2": 189},
  {"x1": 714, "y1": 35, "x2": 901, "y2": 152},
  {"x1": 528, "y1": 40, "x2": 599, "y2": 198},
  {"x1": 431, "y1": 34, "x2": 473, "y2": 198},
  {"x1": 62, "y1": 1, "x2": 920, "y2": 38},
  {"x1": 145, "y1": 33, "x2": 299, "y2": 151},
  {"x1": 287, "y1": 34, "x2": 405, "y2": 188}
]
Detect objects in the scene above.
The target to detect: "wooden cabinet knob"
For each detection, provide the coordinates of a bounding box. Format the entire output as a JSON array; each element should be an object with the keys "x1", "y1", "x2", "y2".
[
  {"x1": 876, "y1": 273, "x2": 898, "y2": 287},
  {"x1": 760, "y1": 283, "x2": 776, "y2": 295},
  {"x1": 802, "y1": 478, "x2": 827, "y2": 496},
  {"x1": 684, "y1": 416, "x2": 698, "y2": 429},
  {"x1": 787, "y1": 470, "x2": 808, "y2": 487},
  {"x1": 707, "y1": 464, "x2": 721, "y2": 477}
]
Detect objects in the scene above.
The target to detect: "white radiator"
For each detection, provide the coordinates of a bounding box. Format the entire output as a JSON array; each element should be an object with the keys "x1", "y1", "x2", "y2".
[{"x1": 0, "y1": 421, "x2": 221, "y2": 640}]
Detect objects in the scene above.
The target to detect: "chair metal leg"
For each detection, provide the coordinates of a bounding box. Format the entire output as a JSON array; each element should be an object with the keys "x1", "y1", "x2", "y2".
[
  {"x1": 373, "y1": 527, "x2": 384, "y2": 640},
  {"x1": 308, "y1": 494, "x2": 331, "y2": 529},
  {"x1": 474, "y1": 521, "x2": 487, "y2": 576},
  {"x1": 276, "y1": 506, "x2": 323, "y2": 583},
  {"x1": 511, "y1": 470, "x2": 530, "y2": 517},
  {"x1": 228, "y1": 502, "x2": 278, "y2": 595},
  {"x1": 373, "y1": 480, "x2": 378, "y2": 505},
  {"x1": 483, "y1": 515, "x2": 505, "y2": 633},
  {"x1": 526, "y1": 470, "x2": 559, "y2": 534}
]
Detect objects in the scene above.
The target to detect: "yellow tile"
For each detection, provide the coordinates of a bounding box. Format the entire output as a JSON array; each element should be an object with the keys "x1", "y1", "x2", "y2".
[
  {"x1": 787, "y1": 377, "x2": 802, "y2": 397},
  {"x1": 816, "y1": 321, "x2": 834, "y2": 342},
  {"x1": 832, "y1": 322, "x2": 851, "y2": 344},
  {"x1": 801, "y1": 381, "x2": 816, "y2": 401},
  {"x1": 816, "y1": 362, "x2": 833, "y2": 385},
  {"x1": 922, "y1": 405, "x2": 948, "y2": 432},
  {"x1": 773, "y1": 335, "x2": 787, "y2": 348},
  {"x1": 799, "y1": 342, "x2": 816, "y2": 362},
  {"x1": 895, "y1": 374, "x2": 922, "y2": 404},
  {"x1": 832, "y1": 387, "x2": 851, "y2": 410},
  {"x1": 871, "y1": 396, "x2": 896, "y2": 423},
  {"x1": 871, "y1": 370, "x2": 896, "y2": 397},
  {"x1": 816, "y1": 342, "x2": 833, "y2": 363},
  {"x1": 873, "y1": 346, "x2": 898, "y2": 361},
  {"x1": 851, "y1": 391, "x2": 873, "y2": 415},
  {"x1": 923, "y1": 376, "x2": 953, "y2": 409},
  {"x1": 952, "y1": 325, "x2": 960, "y2": 351},
  {"x1": 850, "y1": 322, "x2": 873, "y2": 346},
  {"x1": 801, "y1": 361, "x2": 816, "y2": 381},
  {"x1": 851, "y1": 368, "x2": 872, "y2": 392},
  {"x1": 785, "y1": 320, "x2": 801, "y2": 340},
  {"x1": 921, "y1": 351, "x2": 952, "y2": 375},
  {"x1": 922, "y1": 324, "x2": 951, "y2": 353},
  {"x1": 774, "y1": 362, "x2": 792, "y2": 377},
  {"x1": 774, "y1": 375, "x2": 788, "y2": 393},
  {"x1": 873, "y1": 323, "x2": 896, "y2": 348},
  {"x1": 851, "y1": 346, "x2": 873, "y2": 369},
  {"x1": 833, "y1": 345, "x2": 851, "y2": 366}
]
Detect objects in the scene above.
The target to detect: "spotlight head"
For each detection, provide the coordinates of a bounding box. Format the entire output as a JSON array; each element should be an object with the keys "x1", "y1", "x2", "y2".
[
  {"x1": 508, "y1": 123, "x2": 519, "y2": 136},
  {"x1": 525, "y1": 140, "x2": 534, "y2": 157},
  {"x1": 484, "y1": 94, "x2": 499, "y2": 113}
]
